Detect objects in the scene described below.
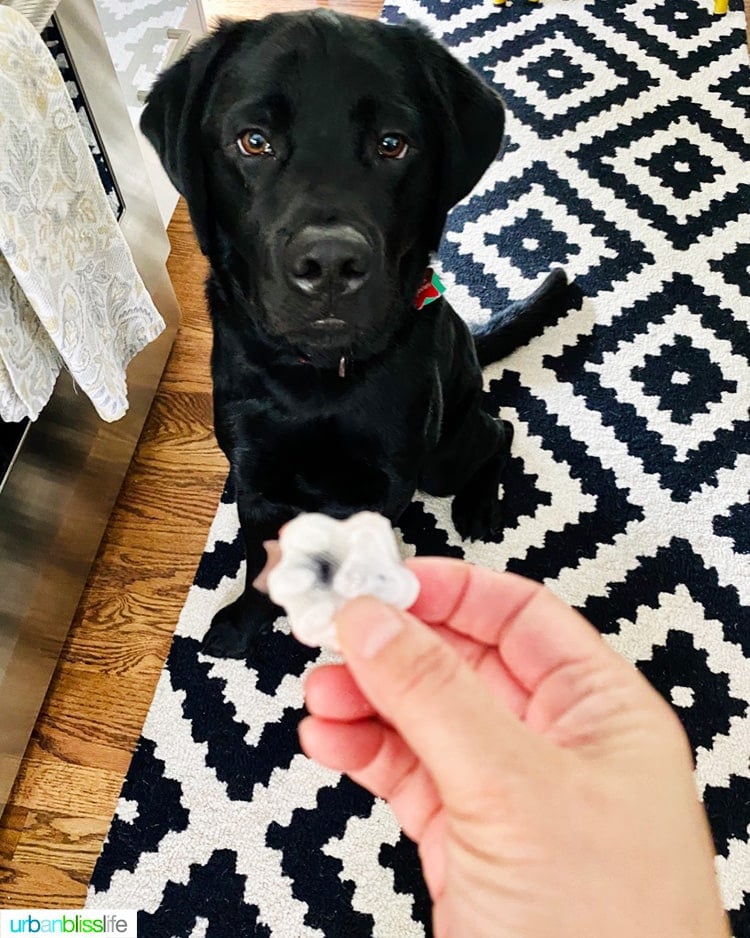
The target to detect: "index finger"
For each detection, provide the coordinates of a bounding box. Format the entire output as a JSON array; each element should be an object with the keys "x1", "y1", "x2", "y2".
[
  {"x1": 252, "y1": 539, "x2": 282, "y2": 593},
  {"x1": 406, "y1": 557, "x2": 541, "y2": 638},
  {"x1": 405, "y1": 557, "x2": 611, "y2": 693}
]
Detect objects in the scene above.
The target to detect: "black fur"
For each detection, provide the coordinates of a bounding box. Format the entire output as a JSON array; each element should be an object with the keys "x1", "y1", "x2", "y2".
[{"x1": 141, "y1": 10, "x2": 568, "y2": 658}]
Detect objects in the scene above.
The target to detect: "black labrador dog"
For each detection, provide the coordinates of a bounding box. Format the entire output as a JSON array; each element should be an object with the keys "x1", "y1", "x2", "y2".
[{"x1": 141, "y1": 10, "x2": 567, "y2": 658}]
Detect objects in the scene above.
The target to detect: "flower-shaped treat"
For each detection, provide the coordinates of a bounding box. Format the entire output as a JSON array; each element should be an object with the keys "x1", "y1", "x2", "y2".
[{"x1": 266, "y1": 512, "x2": 420, "y2": 650}]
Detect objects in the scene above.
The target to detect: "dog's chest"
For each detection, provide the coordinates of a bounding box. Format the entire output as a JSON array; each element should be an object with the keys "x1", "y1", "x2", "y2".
[
  {"x1": 241, "y1": 408, "x2": 396, "y2": 514},
  {"x1": 226, "y1": 367, "x2": 435, "y2": 517}
]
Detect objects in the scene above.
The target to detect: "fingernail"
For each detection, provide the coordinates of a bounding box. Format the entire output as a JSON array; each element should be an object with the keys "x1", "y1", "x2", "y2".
[{"x1": 336, "y1": 597, "x2": 404, "y2": 659}]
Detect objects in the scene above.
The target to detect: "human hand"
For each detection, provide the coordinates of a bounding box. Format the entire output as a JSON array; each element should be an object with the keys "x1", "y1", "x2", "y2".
[{"x1": 298, "y1": 557, "x2": 730, "y2": 938}]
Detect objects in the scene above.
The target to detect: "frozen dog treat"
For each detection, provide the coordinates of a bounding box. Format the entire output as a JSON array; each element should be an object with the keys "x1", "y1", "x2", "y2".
[{"x1": 266, "y1": 512, "x2": 420, "y2": 650}]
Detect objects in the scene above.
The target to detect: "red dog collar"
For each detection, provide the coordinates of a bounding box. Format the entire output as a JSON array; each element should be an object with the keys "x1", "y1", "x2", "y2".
[{"x1": 414, "y1": 267, "x2": 446, "y2": 310}]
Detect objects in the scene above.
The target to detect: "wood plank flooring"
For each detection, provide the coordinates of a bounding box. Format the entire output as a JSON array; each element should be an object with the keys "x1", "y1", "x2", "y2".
[
  {"x1": 0, "y1": 0, "x2": 381, "y2": 906},
  {"x1": 0, "y1": 204, "x2": 227, "y2": 907}
]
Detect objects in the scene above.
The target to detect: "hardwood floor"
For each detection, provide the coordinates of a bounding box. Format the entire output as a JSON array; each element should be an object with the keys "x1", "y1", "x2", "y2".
[
  {"x1": 0, "y1": 205, "x2": 226, "y2": 907},
  {"x1": 0, "y1": 0, "x2": 381, "y2": 907}
]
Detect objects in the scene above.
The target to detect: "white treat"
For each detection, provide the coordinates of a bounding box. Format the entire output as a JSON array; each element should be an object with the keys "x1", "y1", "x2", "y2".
[{"x1": 266, "y1": 511, "x2": 420, "y2": 650}]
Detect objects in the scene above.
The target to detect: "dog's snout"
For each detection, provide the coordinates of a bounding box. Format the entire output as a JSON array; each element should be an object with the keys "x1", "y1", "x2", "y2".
[{"x1": 285, "y1": 225, "x2": 372, "y2": 298}]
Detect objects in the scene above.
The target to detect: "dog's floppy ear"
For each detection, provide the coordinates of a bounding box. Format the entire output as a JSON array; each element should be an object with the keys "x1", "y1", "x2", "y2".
[
  {"x1": 403, "y1": 21, "x2": 505, "y2": 244},
  {"x1": 140, "y1": 21, "x2": 247, "y2": 255}
]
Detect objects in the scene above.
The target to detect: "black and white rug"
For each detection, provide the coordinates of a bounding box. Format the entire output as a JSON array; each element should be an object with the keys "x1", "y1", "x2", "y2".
[{"x1": 87, "y1": 1, "x2": 750, "y2": 934}]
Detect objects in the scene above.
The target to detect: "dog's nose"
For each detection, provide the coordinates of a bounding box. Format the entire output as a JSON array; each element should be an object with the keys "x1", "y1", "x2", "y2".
[{"x1": 285, "y1": 225, "x2": 372, "y2": 297}]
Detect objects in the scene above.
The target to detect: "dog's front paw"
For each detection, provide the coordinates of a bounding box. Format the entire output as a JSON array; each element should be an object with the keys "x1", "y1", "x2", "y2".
[
  {"x1": 202, "y1": 592, "x2": 279, "y2": 658},
  {"x1": 451, "y1": 489, "x2": 504, "y2": 542}
]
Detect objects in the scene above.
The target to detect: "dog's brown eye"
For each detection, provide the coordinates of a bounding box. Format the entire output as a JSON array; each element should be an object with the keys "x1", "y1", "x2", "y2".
[
  {"x1": 237, "y1": 129, "x2": 273, "y2": 157},
  {"x1": 377, "y1": 134, "x2": 409, "y2": 160}
]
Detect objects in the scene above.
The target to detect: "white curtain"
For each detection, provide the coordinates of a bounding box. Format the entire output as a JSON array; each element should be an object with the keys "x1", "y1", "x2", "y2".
[
  {"x1": 0, "y1": 0, "x2": 60, "y2": 31},
  {"x1": 0, "y1": 6, "x2": 166, "y2": 422}
]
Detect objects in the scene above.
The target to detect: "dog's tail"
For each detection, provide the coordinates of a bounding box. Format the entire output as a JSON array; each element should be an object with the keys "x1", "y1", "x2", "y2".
[{"x1": 472, "y1": 268, "x2": 569, "y2": 367}]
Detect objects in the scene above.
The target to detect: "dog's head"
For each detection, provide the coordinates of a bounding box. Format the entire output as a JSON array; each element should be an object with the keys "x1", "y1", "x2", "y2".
[{"x1": 142, "y1": 11, "x2": 504, "y2": 366}]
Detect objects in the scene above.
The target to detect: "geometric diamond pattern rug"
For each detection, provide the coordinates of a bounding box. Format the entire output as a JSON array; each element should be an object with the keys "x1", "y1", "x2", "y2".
[{"x1": 87, "y1": 1, "x2": 750, "y2": 934}]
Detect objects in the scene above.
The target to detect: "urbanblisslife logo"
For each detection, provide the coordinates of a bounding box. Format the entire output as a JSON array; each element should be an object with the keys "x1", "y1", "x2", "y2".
[{"x1": 0, "y1": 911, "x2": 137, "y2": 937}]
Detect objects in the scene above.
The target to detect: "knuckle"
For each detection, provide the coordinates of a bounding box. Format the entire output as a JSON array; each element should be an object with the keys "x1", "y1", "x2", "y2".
[{"x1": 395, "y1": 640, "x2": 461, "y2": 701}]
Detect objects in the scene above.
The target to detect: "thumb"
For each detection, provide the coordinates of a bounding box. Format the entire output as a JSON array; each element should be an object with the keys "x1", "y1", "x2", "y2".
[{"x1": 334, "y1": 595, "x2": 545, "y2": 807}]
